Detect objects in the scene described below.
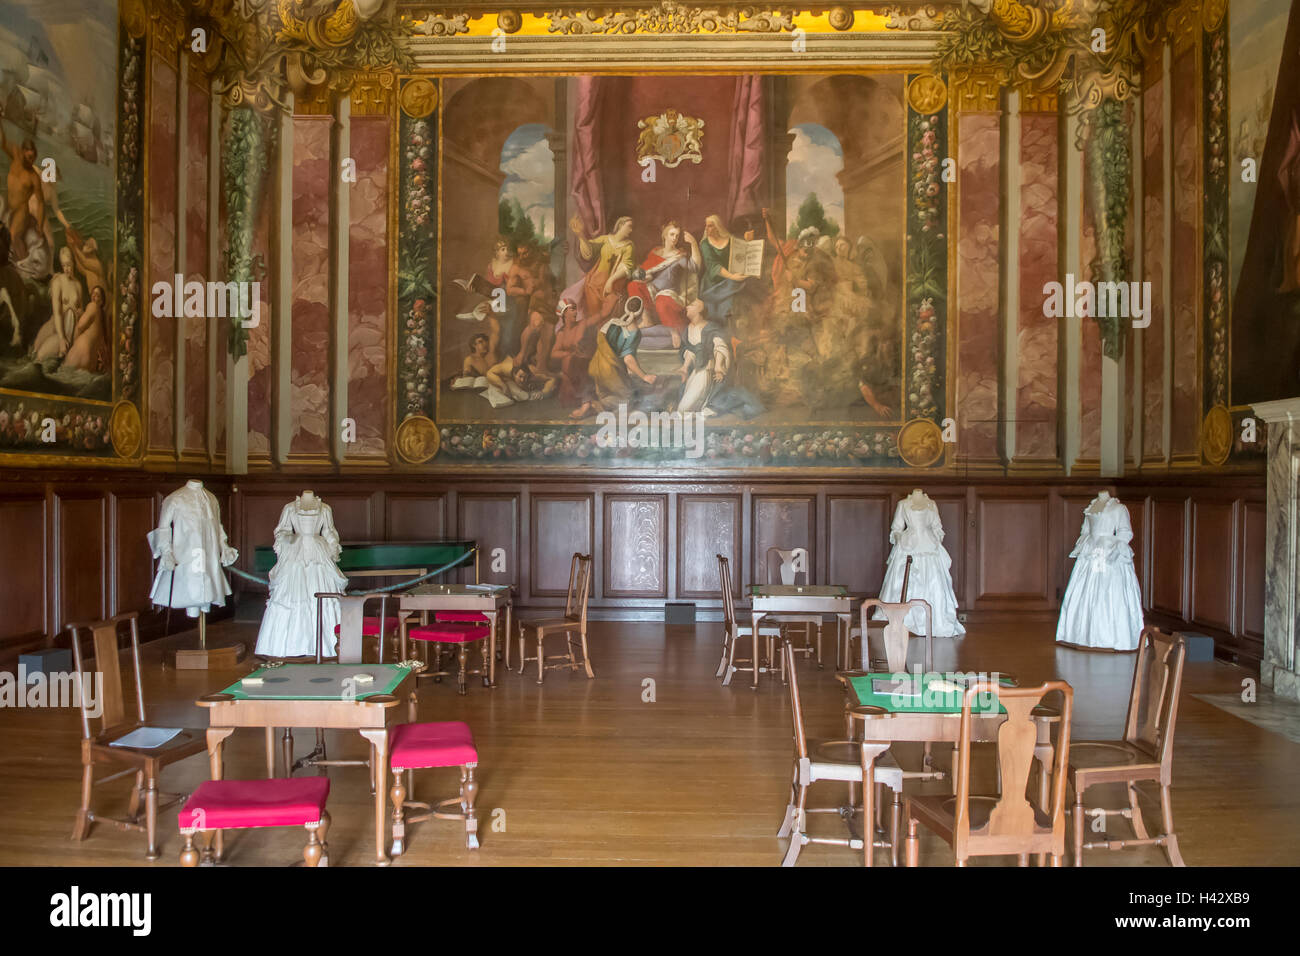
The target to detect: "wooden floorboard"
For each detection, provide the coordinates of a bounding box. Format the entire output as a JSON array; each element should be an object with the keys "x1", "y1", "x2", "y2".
[{"x1": 1, "y1": 618, "x2": 1294, "y2": 867}]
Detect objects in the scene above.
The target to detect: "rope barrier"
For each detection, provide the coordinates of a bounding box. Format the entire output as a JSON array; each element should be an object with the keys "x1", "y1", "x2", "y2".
[{"x1": 226, "y1": 547, "x2": 476, "y2": 596}]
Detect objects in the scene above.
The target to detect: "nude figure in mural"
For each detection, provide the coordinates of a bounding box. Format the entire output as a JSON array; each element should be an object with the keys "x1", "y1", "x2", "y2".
[
  {"x1": 30, "y1": 247, "x2": 83, "y2": 362},
  {"x1": 460, "y1": 332, "x2": 493, "y2": 379},
  {"x1": 63, "y1": 286, "x2": 108, "y2": 373},
  {"x1": 0, "y1": 106, "x2": 42, "y2": 265}
]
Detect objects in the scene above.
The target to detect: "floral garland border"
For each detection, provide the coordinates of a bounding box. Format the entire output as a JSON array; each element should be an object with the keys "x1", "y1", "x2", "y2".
[
  {"x1": 115, "y1": 25, "x2": 144, "y2": 404},
  {"x1": 0, "y1": 402, "x2": 113, "y2": 456},
  {"x1": 396, "y1": 93, "x2": 436, "y2": 425},
  {"x1": 1202, "y1": 18, "x2": 1228, "y2": 410},
  {"x1": 904, "y1": 80, "x2": 948, "y2": 422}
]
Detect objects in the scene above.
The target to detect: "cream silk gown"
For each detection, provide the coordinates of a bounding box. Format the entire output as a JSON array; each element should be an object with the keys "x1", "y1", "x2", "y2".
[
  {"x1": 254, "y1": 496, "x2": 349, "y2": 658},
  {"x1": 876, "y1": 493, "x2": 965, "y2": 638},
  {"x1": 1056, "y1": 494, "x2": 1144, "y2": 651}
]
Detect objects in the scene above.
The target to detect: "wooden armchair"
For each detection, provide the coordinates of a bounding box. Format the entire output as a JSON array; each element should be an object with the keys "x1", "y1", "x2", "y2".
[
  {"x1": 1070, "y1": 626, "x2": 1186, "y2": 866},
  {"x1": 517, "y1": 553, "x2": 594, "y2": 684},
  {"x1": 764, "y1": 547, "x2": 823, "y2": 667},
  {"x1": 858, "y1": 598, "x2": 933, "y2": 673},
  {"x1": 903, "y1": 681, "x2": 1073, "y2": 866},
  {"x1": 716, "y1": 554, "x2": 781, "y2": 686},
  {"x1": 779, "y1": 639, "x2": 903, "y2": 866},
  {"x1": 69, "y1": 613, "x2": 207, "y2": 859},
  {"x1": 841, "y1": 556, "x2": 912, "y2": 669}
]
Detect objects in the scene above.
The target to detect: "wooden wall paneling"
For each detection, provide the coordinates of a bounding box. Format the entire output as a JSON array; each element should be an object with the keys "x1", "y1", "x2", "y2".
[
  {"x1": 1190, "y1": 498, "x2": 1236, "y2": 633},
  {"x1": 751, "y1": 494, "x2": 816, "y2": 587},
  {"x1": 1057, "y1": 494, "x2": 1094, "y2": 602},
  {"x1": 111, "y1": 493, "x2": 157, "y2": 617},
  {"x1": 932, "y1": 493, "x2": 968, "y2": 608},
  {"x1": 457, "y1": 493, "x2": 520, "y2": 587},
  {"x1": 384, "y1": 493, "x2": 447, "y2": 540},
  {"x1": 1123, "y1": 495, "x2": 1146, "y2": 604},
  {"x1": 676, "y1": 493, "x2": 741, "y2": 600},
  {"x1": 826, "y1": 495, "x2": 891, "y2": 596},
  {"x1": 1148, "y1": 496, "x2": 1189, "y2": 619},
  {"x1": 325, "y1": 493, "x2": 378, "y2": 541},
  {"x1": 530, "y1": 493, "x2": 595, "y2": 597},
  {"x1": 55, "y1": 494, "x2": 106, "y2": 633},
  {"x1": 1240, "y1": 499, "x2": 1266, "y2": 643},
  {"x1": 0, "y1": 496, "x2": 47, "y2": 645},
  {"x1": 974, "y1": 492, "x2": 1051, "y2": 606},
  {"x1": 603, "y1": 494, "x2": 668, "y2": 598}
]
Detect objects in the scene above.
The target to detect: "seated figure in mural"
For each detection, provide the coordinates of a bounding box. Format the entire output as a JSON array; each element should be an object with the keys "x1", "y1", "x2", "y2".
[
  {"x1": 459, "y1": 332, "x2": 493, "y2": 380},
  {"x1": 855, "y1": 335, "x2": 894, "y2": 419},
  {"x1": 698, "y1": 214, "x2": 757, "y2": 325},
  {"x1": 626, "y1": 220, "x2": 700, "y2": 350},
  {"x1": 674, "y1": 299, "x2": 763, "y2": 419},
  {"x1": 485, "y1": 352, "x2": 556, "y2": 403},
  {"x1": 62, "y1": 286, "x2": 108, "y2": 373},
  {"x1": 30, "y1": 246, "x2": 84, "y2": 362},
  {"x1": 587, "y1": 295, "x2": 658, "y2": 411},
  {"x1": 569, "y1": 214, "x2": 636, "y2": 323}
]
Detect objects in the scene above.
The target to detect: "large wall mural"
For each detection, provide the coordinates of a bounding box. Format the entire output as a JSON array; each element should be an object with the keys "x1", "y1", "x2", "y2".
[
  {"x1": 0, "y1": 0, "x2": 133, "y2": 461},
  {"x1": 411, "y1": 71, "x2": 951, "y2": 468}
]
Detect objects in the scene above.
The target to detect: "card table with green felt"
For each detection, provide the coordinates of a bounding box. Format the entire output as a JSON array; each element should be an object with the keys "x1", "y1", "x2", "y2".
[
  {"x1": 840, "y1": 670, "x2": 1057, "y2": 867},
  {"x1": 398, "y1": 583, "x2": 513, "y2": 683},
  {"x1": 197, "y1": 662, "x2": 421, "y2": 866}
]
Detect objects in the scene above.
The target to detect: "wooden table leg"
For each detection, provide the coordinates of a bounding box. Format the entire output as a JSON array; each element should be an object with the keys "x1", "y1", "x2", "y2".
[
  {"x1": 503, "y1": 602, "x2": 513, "y2": 672},
  {"x1": 281, "y1": 729, "x2": 294, "y2": 777},
  {"x1": 360, "y1": 728, "x2": 390, "y2": 865},
  {"x1": 861, "y1": 747, "x2": 876, "y2": 868},
  {"x1": 206, "y1": 727, "x2": 234, "y2": 861},
  {"x1": 486, "y1": 610, "x2": 497, "y2": 687},
  {"x1": 750, "y1": 612, "x2": 762, "y2": 690},
  {"x1": 265, "y1": 727, "x2": 275, "y2": 777}
]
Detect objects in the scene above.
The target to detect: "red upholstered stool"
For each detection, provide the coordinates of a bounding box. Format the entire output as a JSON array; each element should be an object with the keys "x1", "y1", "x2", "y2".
[
  {"x1": 333, "y1": 615, "x2": 403, "y2": 661},
  {"x1": 401, "y1": 619, "x2": 491, "y2": 695},
  {"x1": 177, "y1": 777, "x2": 330, "y2": 867},
  {"x1": 389, "y1": 721, "x2": 480, "y2": 854}
]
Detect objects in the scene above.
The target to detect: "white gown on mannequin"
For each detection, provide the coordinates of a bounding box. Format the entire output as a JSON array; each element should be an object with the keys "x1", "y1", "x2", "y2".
[
  {"x1": 1056, "y1": 493, "x2": 1143, "y2": 651},
  {"x1": 147, "y1": 480, "x2": 238, "y2": 617},
  {"x1": 876, "y1": 493, "x2": 965, "y2": 637},
  {"x1": 254, "y1": 496, "x2": 349, "y2": 658}
]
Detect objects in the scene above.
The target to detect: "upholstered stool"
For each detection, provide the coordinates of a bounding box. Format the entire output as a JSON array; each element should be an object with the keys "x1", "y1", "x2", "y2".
[
  {"x1": 401, "y1": 619, "x2": 491, "y2": 694},
  {"x1": 333, "y1": 615, "x2": 403, "y2": 660},
  {"x1": 178, "y1": 777, "x2": 330, "y2": 867},
  {"x1": 389, "y1": 721, "x2": 480, "y2": 854}
]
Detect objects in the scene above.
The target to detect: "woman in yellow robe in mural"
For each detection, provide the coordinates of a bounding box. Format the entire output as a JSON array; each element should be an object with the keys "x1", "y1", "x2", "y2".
[{"x1": 569, "y1": 214, "x2": 636, "y2": 322}]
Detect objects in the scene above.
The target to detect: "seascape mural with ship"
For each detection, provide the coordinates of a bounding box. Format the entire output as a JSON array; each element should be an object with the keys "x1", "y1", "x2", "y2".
[{"x1": 0, "y1": 0, "x2": 115, "y2": 414}]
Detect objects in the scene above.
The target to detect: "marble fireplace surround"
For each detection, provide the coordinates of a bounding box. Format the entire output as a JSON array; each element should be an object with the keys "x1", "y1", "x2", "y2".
[{"x1": 1253, "y1": 398, "x2": 1300, "y2": 701}]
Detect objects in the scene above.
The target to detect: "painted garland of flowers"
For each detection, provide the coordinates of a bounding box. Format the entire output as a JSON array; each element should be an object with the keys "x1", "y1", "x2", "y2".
[
  {"x1": 114, "y1": 27, "x2": 144, "y2": 402},
  {"x1": 905, "y1": 94, "x2": 947, "y2": 422},
  {"x1": 397, "y1": 108, "x2": 435, "y2": 422},
  {"x1": 222, "y1": 106, "x2": 274, "y2": 358},
  {"x1": 436, "y1": 424, "x2": 898, "y2": 466},
  {"x1": 1202, "y1": 22, "x2": 1228, "y2": 409},
  {"x1": 0, "y1": 405, "x2": 111, "y2": 454}
]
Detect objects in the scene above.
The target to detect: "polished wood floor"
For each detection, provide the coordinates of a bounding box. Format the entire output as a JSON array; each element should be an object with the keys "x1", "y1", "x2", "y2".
[{"x1": 1, "y1": 617, "x2": 1295, "y2": 867}]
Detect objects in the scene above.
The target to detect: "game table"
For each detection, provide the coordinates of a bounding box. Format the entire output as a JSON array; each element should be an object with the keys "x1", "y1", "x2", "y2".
[
  {"x1": 750, "y1": 585, "x2": 852, "y2": 689},
  {"x1": 842, "y1": 672, "x2": 1059, "y2": 867},
  {"x1": 197, "y1": 661, "x2": 422, "y2": 865},
  {"x1": 398, "y1": 583, "x2": 512, "y2": 682}
]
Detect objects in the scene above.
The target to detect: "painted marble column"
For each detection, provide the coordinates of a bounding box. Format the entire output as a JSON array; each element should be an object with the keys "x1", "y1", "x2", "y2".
[
  {"x1": 146, "y1": 54, "x2": 178, "y2": 458},
  {"x1": 347, "y1": 110, "x2": 391, "y2": 461},
  {"x1": 1252, "y1": 398, "x2": 1300, "y2": 701},
  {"x1": 953, "y1": 80, "x2": 1001, "y2": 469},
  {"x1": 1169, "y1": 43, "x2": 1201, "y2": 463}
]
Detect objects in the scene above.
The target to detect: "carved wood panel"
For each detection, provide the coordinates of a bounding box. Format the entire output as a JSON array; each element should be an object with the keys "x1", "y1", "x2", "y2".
[{"x1": 604, "y1": 495, "x2": 667, "y2": 597}]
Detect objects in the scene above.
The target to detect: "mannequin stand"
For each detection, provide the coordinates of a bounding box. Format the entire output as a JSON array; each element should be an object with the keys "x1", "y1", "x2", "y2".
[{"x1": 164, "y1": 611, "x2": 248, "y2": 670}]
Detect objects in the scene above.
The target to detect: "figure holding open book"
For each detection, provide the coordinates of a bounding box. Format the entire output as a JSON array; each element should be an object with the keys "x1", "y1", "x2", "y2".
[{"x1": 699, "y1": 214, "x2": 762, "y2": 324}]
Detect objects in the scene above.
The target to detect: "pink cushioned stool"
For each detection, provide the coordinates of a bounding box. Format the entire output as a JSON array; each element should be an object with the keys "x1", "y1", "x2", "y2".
[
  {"x1": 177, "y1": 777, "x2": 330, "y2": 867},
  {"x1": 401, "y1": 619, "x2": 492, "y2": 695},
  {"x1": 389, "y1": 721, "x2": 480, "y2": 854}
]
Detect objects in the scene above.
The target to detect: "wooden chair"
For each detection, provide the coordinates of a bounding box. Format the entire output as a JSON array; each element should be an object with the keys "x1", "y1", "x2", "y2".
[
  {"x1": 68, "y1": 613, "x2": 208, "y2": 859},
  {"x1": 764, "y1": 547, "x2": 823, "y2": 667},
  {"x1": 841, "y1": 556, "x2": 913, "y2": 669},
  {"x1": 716, "y1": 554, "x2": 782, "y2": 686},
  {"x1": 178, "y1": 777, "x2": 331, "y2": 867},
  {"x1": 322, "y1": 592, "x2": 403, "y2": 663},
  {"x1": 389, "y1": 720, "x2": 480, "y2": 854},
  {"x1": 1070, "y1": 626, "x2": 1186, "y2": 866},
  {"x1": 857, "y1": 597, "x2": 933, "y2": 673},
  {"x1": 517, "y1": 553, "x2": 594, "y2": 684},
  {"x1": 778, "y1": 639, "x2": 904, "y2": 866},
  {"x1": 903, "y1": 681, "x2": 1073, "y2": 866}
]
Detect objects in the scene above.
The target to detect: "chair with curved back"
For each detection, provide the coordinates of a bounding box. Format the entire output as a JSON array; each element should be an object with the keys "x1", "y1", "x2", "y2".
[
  {"x1": 1070, "y1": 625, "x2": 1186, "y2": 866},
  {"x1": 841, "y1": 556, "x2": 913, "y2": 669},
  {"x1": 716, "y1": 554, "x2": 782, "y2": 686},
  {"x1": 517, "y1": 553, "x2": 594, "y2": 684},
  {"x1": 778, "y1": 639, "x2": 904, "y2": 866},
  {"x1": 764, "y1": 547, "x2": 823, "y2": 667},
  {"x1": 903, "y1": 681, "x2": 1074, "y2": 866}
]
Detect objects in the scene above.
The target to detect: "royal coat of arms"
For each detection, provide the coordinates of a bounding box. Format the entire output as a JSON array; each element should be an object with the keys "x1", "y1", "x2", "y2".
[{"x1": 636, "y1": 109, "x2": 704, "y2": 168}]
